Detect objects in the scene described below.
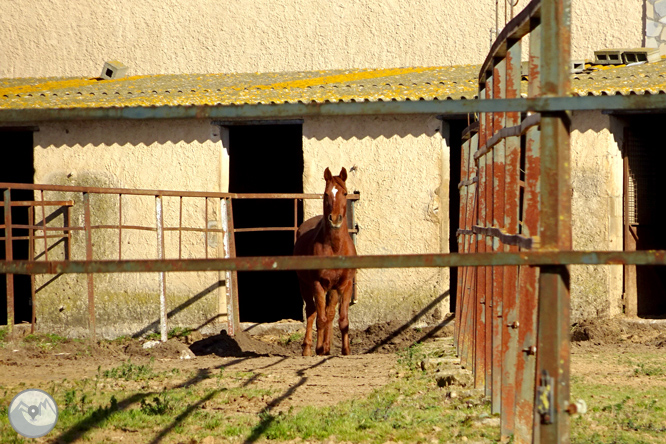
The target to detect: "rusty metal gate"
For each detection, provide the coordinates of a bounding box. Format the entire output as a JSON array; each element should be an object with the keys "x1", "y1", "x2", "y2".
[
  {"x1": 0, "y1": 182, "x2": 358, "y2": 339},
  {"x1": 2, "y1": 0, "x2": 666, "y2": 443}
]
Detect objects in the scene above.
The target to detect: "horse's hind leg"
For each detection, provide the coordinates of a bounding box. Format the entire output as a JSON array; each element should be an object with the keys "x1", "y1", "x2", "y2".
[
  {"x1": 323, "y1": 290, "x2": 339, "y2": 355},
  {"x1": 300, "y1": 281, "x2": 316, "y2": 357}
]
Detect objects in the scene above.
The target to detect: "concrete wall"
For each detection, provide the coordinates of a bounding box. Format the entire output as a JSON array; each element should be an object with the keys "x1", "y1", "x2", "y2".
[
  {"x1": 302, "y1": 115, "x2": 450, "y2": 329},
  {"x1": 32, "y1": 120, "x2": 229, "y2": 338},
  {"x1": 2, "y1": 0, "x2": 643, "y2": 78},
  {"x1": 570, "y1": 111, "x2": 624, "y2": 322}
]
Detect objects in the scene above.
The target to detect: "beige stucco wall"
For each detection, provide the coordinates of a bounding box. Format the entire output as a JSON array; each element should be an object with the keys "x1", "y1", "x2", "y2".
[
  {"x1": 570, "y1": 110, "x2": 624, "y2": 322},
  {"x1": 302, "y1": 115, "x2": 450, "y2": 329},
  {"x1": 2, "y1": 0, "x2": 643, "y2": 78},
  {"x1": 32, "y1": 119, "x2": 230, "y2": 338}
]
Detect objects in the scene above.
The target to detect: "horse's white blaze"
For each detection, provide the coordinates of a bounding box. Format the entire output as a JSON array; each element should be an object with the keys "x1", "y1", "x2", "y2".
[{"x1": 332, "y1": 186, "x2": 338, "y2": 199}]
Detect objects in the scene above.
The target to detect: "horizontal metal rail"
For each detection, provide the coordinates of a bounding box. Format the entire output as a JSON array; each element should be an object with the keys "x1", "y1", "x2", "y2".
[
  {"x1": 0, "y1": 182, "x2": 359, "y2": 201},
  {"x1": 1, "y1": 250, "x2": 664, "y2": 275},
  {"x1": 1, "y1": 94, "x2": 666, "y2": 123}
]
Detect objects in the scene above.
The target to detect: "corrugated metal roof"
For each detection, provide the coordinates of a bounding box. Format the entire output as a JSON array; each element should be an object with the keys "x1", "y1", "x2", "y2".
[
  {"x1": 1, "y1": 60, "x2": 664, "y2": 112},
  {"x1": 571, "y1": 59, "x2": 666, "y2": 96},
  {"x1": 0, "y1": 66, "x2": 479, "y2": 110}
]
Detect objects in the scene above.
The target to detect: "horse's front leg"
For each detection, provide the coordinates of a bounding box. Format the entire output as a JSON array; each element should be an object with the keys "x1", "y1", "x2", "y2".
[
  {"x1": 300, "y1": 280, "x2": 316, "y2": 357},
  {"x1": 313, "y1": 282, "x2": 328, "y2": 355},
  {"x1": 338, "y1": 278, "x2": 354, "y2": 355},
  {"x1": 323, "y1": 290, "x2": 339, "y2": 355}
]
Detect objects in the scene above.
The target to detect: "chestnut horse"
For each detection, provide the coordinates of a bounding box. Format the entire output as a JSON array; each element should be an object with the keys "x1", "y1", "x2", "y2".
[{"x1": 294, "y1": 167, "x2": 357, "y2": 356}]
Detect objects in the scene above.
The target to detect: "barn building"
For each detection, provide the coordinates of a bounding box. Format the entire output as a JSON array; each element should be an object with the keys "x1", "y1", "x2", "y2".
[{"x1": 1, "y1": 0, "x2": 664, "y2": 337}]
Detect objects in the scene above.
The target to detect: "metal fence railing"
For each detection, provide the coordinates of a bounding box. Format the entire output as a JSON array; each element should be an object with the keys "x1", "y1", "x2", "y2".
[{"x1": 0, "y1": 182, "x2": 358, "y2": 339}]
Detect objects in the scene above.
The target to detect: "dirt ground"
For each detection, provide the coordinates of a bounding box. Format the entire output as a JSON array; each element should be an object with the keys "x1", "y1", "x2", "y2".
[
  {"x1": 0, "y1": 320, "x2": 453, "y2": 410},
  {"x1": 1, "y1": 316, "x2": 665, "y2": 413}
]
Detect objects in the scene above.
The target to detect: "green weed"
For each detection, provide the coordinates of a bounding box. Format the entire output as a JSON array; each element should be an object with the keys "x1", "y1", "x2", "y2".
[{"x1": 102, "y1": 358, "x2": 154, "y2": 381}]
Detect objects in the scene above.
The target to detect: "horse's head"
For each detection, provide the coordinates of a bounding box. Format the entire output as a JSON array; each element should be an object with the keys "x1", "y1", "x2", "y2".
[{"x1": 323, "y1": 167, "x2": 348, "y2": 230}]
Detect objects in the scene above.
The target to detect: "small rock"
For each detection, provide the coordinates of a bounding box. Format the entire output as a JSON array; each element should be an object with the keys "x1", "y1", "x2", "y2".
[
  {"x1": 420, "y1": 358, "x2": 431, "y2": 371},
  {"x1": 201, "y1": 436, "x2": 215, "y2": 444},
  {"x1": 142, "y1": 340, "x2": 161, "y2": 349},
  {"x1": 448, "y1": 391, "x2": 458, "y2": 399},
  {"x1": 436, "y1": 374, "x2": 457, "y2": 387},
  {"x1": 180, "y1": 349, "x2": 196, "y2": 360}
]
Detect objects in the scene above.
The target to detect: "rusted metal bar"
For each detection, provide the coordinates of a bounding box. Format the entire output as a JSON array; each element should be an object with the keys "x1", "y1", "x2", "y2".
[
  {"x1": 29, "y1": 206, "x2": 36, "y2": 334},
  {"x1": 458, "y1": 226, "x2": 533, "y2": 249},
  {"x1": 463, "y1": 133, "x2": 480, "y2": 371},
  {"x1": 40, "y1": 191, "x2": 48, "y2": 262},
  {"x1": 83, "y1": 192, "x2": 95, "y2": 340},
  {"x1": 294, "y1": 198, "x2": 299, "y2": 244},
  {"x1": 0, "y1": 249, "x2": 665, "y2": 275},
  {"x1": 4, "y1": 189, "x2": 14, "y2": 332},
  {"x1": 224, "y1": 198, "x2": 240, "y2": 336},
  {"x1": 455, "y1": 135, "x2": 471, "y2": 357},
  {"x1": 500, "y1": 36, "x2": 523, "y2": 440},
  {"x1": 204, "y1": 198, "x2": 209, "y2": 260},
  {"x1": 491, "y1": 58, "x2": 507, "y2": 415},
  {"x1": 0, "y1": 183, "x2": 359, "y2": 201},
  {"x1": 9, "y1": 200, "x2": 74, "y2": 207},
  {"x1": 474, "y1": 114, "x2": 541, "y2": 160},
  {"x1": 156, "y1": 196, "x2": 168, "y2": 342},
  {"x1": 484, "y1": 74, "x2": 494, "y2": 400},
  {"x1": 537, "y1": 0, "x2": 572, "y2": 441},
  {"x1": 118, "y1": 194, "x2": 123, "y2": 260},
  {"x1": 514, "y1": 19, "x2": 542, "y2": 444},
  {"x1": 179, "y1": 197, "x2": 183, "y2": 260},
  {"x1": 475, "y1": 83, "x2": 489, "y2": 391}
]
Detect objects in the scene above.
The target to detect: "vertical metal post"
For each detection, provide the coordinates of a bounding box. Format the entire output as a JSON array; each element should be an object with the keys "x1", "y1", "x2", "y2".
[
  {"x1": 29, "y1": 206, "x2": 36, "y2": 334},
  {"x1": 156, "y1": 196, "x2": 167, "y2": 342},
  {"x1": 475, "y1": 85, "x2": 488, "y2": 390},
  {"x1": 294, "y1": 198, "x2": 299, "y2": 244},
  {"x1": 464, "y1": 134, "x2": 479, "y2": 370},
  {"x1": 223, "y1": 198, "x2": 240, "y2": 336},
  {"x1": 4, "y1": 189, "x2": 14, "y2": 333},
  {"x1": 455, "y1": 136, "x2": 470, "y2": 357},
  {"x1": 40, "y1": 191, "x2": 48, "y2": 262},
  {"x1": 537, "y1": 0, "x2": 572, "y2": 442},
  {"x1": 118, "y1": 194, "x2": 123, "y2": 260},
  {"x1": 484, "y1": 74, "x2": 494, "y2": 398},
  {"x1": 514, "y1": 21, "x2": 542, "y2": 444},
  {"x1": 500, "y1": 36, "x2": 523, "y2": 440},
  {"x1": 83, "y1": 192, "x2": 95, "y2": 340},
  {"x1": 491, "y1": 58, "x2": 507, "y2": 415}
]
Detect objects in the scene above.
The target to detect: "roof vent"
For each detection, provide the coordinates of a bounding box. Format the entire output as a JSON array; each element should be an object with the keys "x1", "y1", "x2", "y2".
[
  {"x1": 593, "y1": 48, "x2": 660, "y2": 66},
  {"x1": 100, "y1": 61, "x2": 128, "y2": 80},
  {"x1": 621, "y1": 48, "x2": 660, "y2": 64},
  {"x1": 593, "y1": 49, "x2": 623, "y2": 65},
  {"x1": 571, "y1": 60, "x2": 585, "y2": 74}
]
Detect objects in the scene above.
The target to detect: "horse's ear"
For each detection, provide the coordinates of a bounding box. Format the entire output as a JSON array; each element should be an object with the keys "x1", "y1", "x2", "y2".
[
  {"x1": 324, "y1": 167, "x2": 332, "y2": 181},
  {"x1": 339, "y1": 167, "x2": 347, "y2": 182}
]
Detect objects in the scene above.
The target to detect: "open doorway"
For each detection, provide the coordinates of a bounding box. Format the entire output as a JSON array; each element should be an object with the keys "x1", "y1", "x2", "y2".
[
  {"x1": 624, "y1": 115, "x2": 666, "y2": 317},
  {"x1": 0, "y1": 129, "x2": 35, "y2": 325},
  {"x1": 228, "y1": 124, "x2": 304, "y2": 323},
  {"x1": 448, "y1": 118, "x2": 467, "y2": 312}
]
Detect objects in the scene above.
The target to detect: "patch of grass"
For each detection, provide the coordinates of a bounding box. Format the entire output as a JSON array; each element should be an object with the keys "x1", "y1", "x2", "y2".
[
  {"x1": 633, "y1": 362, "x2": 666, "y2": 377},
  {"x1": 140, "y1": 392, "x2": 174, "y2": 415},
  {"x1": 145, "y1": 327, "x2": 193, "y2": 341},
  {"x1": 102, "y1": 358, "x2": 155, "y2": 381},
  {"x1": 279, "y1": 332, "x2": 304, "y2": 346},
  {"x1": 396, "y1": 342, "x2": 428, "y2": 372},
  {"x1": 0, "y1": 327, "x2": 8, "y2": 343},
  {"x1": 22, "y1": 332, "x2": 68, "y2": 350}
]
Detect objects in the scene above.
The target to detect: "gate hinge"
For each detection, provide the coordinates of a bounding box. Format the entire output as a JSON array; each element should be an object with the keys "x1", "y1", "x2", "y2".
[{"x1": 536, "y1": 369, "x2": 555, "y2": 424}]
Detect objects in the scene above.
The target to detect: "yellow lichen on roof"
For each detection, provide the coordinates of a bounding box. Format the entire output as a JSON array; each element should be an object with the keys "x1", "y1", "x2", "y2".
[{"x1": 1, "y1": 61, "x2": 664, "y2": 112}]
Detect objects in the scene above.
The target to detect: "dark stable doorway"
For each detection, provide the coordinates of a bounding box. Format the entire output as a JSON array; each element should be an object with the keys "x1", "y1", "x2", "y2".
[
  {"x1": 0, "y1": 130, "x2": 34, "y2": 325},
  {"x1": 228, "y1": 124, "x2": 304, "y2": 323},
  {"x1": 624, "y1": 116, "x2": 666, "y2": 317},
  {"x1": 448, "y1": 119, "x2": 467, "y2": 313}
]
